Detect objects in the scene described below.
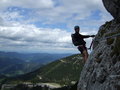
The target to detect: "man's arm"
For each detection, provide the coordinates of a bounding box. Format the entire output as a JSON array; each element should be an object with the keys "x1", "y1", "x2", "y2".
[{"x1": 82, "y1": 35, "x2": 95, "y2": 38}]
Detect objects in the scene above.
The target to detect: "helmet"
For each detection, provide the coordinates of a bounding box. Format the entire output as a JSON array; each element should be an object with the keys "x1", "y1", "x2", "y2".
[{"x1": 74, "y1": 26, "x2": 79, "y2": 30}]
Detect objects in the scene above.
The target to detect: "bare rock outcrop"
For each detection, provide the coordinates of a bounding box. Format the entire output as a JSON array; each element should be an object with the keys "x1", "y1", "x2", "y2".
[
  {"x1": 78, "y1": 20, "x2": 120, "y2": 90},
  {"x1": 102, "y1": 0, "x2": 120, "y2": 22},
  {"x1": 77, "y1": 0, "x2": 120, "y2": 90}
]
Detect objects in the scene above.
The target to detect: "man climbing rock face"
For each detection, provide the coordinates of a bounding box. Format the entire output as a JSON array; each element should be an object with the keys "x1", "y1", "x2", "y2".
[{"x1": 71, "y1": 26, "x2": 95, "y2": 63}]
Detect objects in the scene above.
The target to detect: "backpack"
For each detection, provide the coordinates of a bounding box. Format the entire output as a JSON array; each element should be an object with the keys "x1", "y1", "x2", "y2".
[{"x1": 71, "y1": 34, "x2": 81, "y2": 46}]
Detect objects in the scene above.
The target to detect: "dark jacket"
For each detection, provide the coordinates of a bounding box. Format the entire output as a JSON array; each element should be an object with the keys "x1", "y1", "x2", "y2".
[{"x1": 71, "y1": 33, "x2": 90, "y2": 46}]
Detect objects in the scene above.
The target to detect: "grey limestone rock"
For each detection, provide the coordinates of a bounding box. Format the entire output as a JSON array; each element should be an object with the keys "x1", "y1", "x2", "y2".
[
  {"x1": 77, "y1": 20, "x2": 120, "y2": 90},
  {"x1": 102, "y1": 0, "x2": 120, "y2": 22}
]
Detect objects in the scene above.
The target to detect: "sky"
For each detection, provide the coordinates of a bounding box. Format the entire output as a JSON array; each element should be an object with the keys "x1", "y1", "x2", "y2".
[{"x1": 0, "y1": 0, "x2": 113, "y2": 54}]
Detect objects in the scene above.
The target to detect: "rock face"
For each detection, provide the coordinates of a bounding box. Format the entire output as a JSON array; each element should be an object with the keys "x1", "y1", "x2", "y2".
[
  {"x1": 77, "y1": 1, "x2": 120, "y2": 90},
  {"x1": 102, "y1": 0, "x2": 120, "y2": 22},
  {"x1": 78, "y1": 20, "x2": 120, "y2": 90}
]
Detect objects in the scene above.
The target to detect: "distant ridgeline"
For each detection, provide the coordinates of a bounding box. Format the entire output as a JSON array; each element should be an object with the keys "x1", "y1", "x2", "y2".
[
  {"x1": 0, "y1": 51, "x2": 71, "y2": 77},
  {"x1": 1, "y1": 54, "x2": 84, "y2": 90}
]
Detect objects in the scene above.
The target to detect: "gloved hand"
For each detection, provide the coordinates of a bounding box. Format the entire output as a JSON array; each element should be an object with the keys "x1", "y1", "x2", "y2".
[{"x1": 91, "y1": 35, "x2": 95, "y2": 37}]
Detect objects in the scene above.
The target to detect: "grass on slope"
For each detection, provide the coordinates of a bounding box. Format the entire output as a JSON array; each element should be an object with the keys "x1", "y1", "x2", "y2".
[{"x1": 5, "y1": 54, "x2": 84, "y2": 86}]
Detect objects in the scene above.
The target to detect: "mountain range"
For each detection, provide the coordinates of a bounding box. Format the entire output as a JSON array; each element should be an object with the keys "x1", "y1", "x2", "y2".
[
  {"x1": 5, "y1": 54, "x2": 83, "y2": 86},
  {"x1": 0, "y1": 51, "x2": 72, "y2": 77}
]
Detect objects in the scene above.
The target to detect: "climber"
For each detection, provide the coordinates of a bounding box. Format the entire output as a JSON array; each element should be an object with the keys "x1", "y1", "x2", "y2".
[{"x1": 71, "y1": 26, "x2": 95, "y2": 63}]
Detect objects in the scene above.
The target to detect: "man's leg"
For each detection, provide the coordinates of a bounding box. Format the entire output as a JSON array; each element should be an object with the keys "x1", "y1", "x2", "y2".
[
  {"x1": 82, "y1": 50, "x2": 88, "y2": 62},
  {"x1": 78, "y1": 46, "x2": 88, "y2": 63},
  {"x1": 82, "y1": 53, "x2": 85, "y2": 63}
]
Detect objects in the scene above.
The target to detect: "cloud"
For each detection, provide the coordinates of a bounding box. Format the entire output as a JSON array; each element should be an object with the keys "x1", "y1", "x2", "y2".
[
  {"x1": 0, "y1": 21, "x2": 96, "y2": 53},
  {"x1": 31, "y1": 0, "x2": 113, "y2": 30},
  {"x1": 0, "y1": 0, "x2": 112, "y2": 25},
  {"x1": 0, "y1": 0, "x2": 113, "y2": 53},
  {"x1": 0, "y1": 0, "x2": 54, "y2": 9},
  {"x1": 0, "y1": 22, "x2": 76, "y2": 53}
]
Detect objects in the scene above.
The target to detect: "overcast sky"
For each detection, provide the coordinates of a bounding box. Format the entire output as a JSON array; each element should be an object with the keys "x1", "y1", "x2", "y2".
[{"x1": 0, "y1": 0, "x2": 113, "y2": 53}]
